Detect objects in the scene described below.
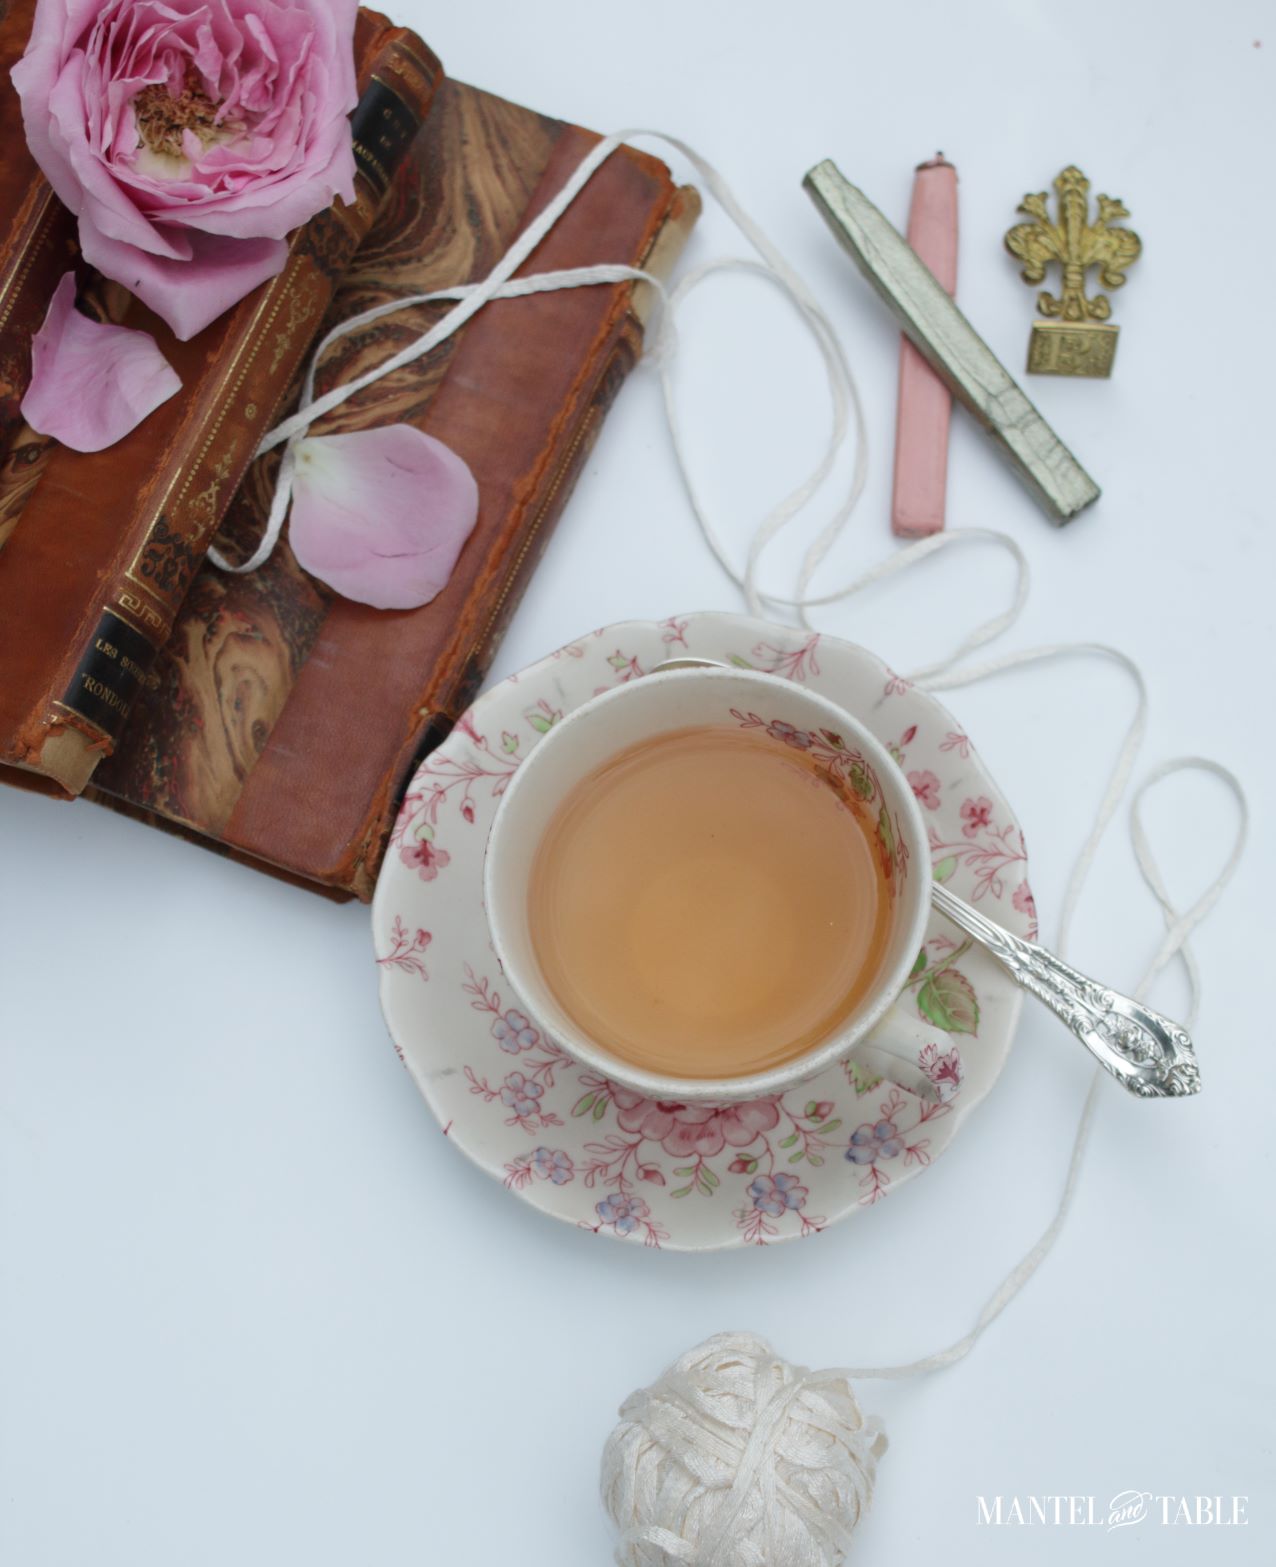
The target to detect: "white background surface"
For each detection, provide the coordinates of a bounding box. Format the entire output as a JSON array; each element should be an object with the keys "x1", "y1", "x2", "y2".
[{"x1": 1, "y1": 1, "x2": 1272, "y2": 1561}]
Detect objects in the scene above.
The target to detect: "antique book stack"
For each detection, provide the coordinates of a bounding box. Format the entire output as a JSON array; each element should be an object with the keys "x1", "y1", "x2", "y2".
[
  {"x1": 0, "y1": 7, "x2": 443, "y2": 794},
  {"x1": 0, "y1": 8, "x2": 698, "y2": 898}
]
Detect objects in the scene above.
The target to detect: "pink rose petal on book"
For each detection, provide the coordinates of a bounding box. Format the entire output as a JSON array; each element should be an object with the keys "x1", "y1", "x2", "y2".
[
  {"x1": 288, "y1": 426, "x2": 479, "y2": 609},
  {"x1": 21, "y1": 271, "x2": 181, "y2": 452}
]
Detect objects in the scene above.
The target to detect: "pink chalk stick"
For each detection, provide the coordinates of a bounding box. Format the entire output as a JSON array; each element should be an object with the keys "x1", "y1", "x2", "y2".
[{"x1": 891, "y1": 156, "x2": 958, "y2": 538}]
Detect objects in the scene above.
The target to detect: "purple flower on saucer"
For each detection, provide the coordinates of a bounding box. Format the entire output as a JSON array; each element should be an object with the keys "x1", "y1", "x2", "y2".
[
  {"x1": 846, "y1": 1119, "x2": 905, "y2": 1166},
  {"x1": 748, "y1": 1172, "x2": 808, "y2": 1216},
  {"x1": 531, "y1": 1147, "x2": 574, "y2": 1185},
  {"x1": 500, "y1": 1071, "x2": 543, "y2": 1118},
  {"x1": 492, "y1": 1008, "x2": 540, "y2": 1053},
  {"x1": 596, "y1": 1193, "x2": 651, "y2": 1235}
]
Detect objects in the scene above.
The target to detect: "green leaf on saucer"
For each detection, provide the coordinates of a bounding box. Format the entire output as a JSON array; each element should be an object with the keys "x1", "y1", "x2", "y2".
[
  {"x1": 933, "y1": 856, "x2": 958, "y2": 883},
  {"x1": 910, "y1": 948, "x2": 928, "y2": 978},
  {"x1": 917, "y1": 967, "x2": 979, "y2": 1035},
  {"x1": 847, "y1": 1062, "x2": 883, "y2": 1095}
]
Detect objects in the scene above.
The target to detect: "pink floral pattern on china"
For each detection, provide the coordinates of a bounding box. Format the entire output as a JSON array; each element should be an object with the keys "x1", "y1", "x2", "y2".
[
  {"x1": 373, "y1": 613, "x2": 1035, "y2": 1250},
  {"x1": 732, "y1": 707, "x2": 910, "y2": 895}
]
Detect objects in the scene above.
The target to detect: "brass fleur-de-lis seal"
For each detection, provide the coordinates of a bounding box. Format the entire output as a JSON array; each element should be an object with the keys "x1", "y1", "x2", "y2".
[{"x1": 1005, "y1": 166, "x2": 1141, "y2": 378}]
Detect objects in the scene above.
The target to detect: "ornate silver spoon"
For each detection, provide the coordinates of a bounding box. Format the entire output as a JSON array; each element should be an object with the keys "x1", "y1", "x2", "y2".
[
  {"x1": 929, "y1": 882, "x2": 1198, "y2": 1098},
  {"x1": 653, "y1": 657, "x2": 1200, "y2": 1098}
]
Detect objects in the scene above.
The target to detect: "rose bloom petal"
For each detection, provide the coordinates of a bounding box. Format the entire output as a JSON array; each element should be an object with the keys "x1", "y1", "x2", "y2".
[
  {"x1": 78, "y1": 212, "x2": 288, "y2": 340},
  {"x1": 21, "y1": 271, "x2": 181, "y2": 452},
  {"x1": 288, "y1": 426, "x2": 480, "y2": 610},
  {"x1": 12, "y1": 0, "x2": 358, "y2": 339}
]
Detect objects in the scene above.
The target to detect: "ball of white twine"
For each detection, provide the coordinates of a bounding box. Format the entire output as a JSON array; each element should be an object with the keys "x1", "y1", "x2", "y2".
[{"x1": 601, "y1": 1331, "x2": 886, "y2": 1567}]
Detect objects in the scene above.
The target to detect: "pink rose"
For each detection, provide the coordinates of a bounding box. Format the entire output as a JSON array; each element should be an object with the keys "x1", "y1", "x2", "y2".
[
  {"x1": 13, "y1": 0, "x2": 358, "y2": 340},
  {"x1": 612, "y1": 1091, "x2": 781, "y2": 1159}
]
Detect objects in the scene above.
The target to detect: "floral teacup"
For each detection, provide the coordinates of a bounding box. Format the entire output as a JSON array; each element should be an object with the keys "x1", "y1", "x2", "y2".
[{"x1": 483, "y1": 666, "x2": 938, "y2": 1105}]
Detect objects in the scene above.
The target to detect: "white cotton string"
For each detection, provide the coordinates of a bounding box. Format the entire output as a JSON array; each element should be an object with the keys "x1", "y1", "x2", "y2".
[
  {"x1": 206, "y1": 261, "x2": 666, "y2": 573},
  {"x1": 603, "y1": 1331, "x2": 885, "y2": 1567},
  {"x1": 1129, "y1": 758, "x2": 1248, "y2": 1011},
  {"x1": 210, "y1": 128, "x2": 870, "y2": 609},
  {"x1": 636, "y1": 195, "x2": 1247, "y2": 1372},
  {"x1": 213, "y1": 127, "x2": 1247, "y2": 1388},
  {"x1": 920, "y1": 642, "x2": 1149, "y2": 950},
  {"x1": 842, "y1": 1063, "x2": 1105, "y2": 1381},
  {"x1": 259, "y1": 131, "x2": 640, "y2": 453},
  {"x1": 835, "y1": 650, "x2": 1245, "y2": 1378},
  {"x1": 792, "y1": 526, "x2": 1030, "y2": 680},
  {"x1": 540, "y1": 142, "x2": 1249, "y2": 1388},
  {"x1": 652, "y1": 251, "x2": 861, "y2": 620}
]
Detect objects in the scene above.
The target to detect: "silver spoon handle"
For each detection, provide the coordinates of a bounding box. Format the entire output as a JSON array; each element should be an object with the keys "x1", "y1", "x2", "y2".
[{"x1": 930, "y1": 882, "x2": 1200, "y2": 1098}]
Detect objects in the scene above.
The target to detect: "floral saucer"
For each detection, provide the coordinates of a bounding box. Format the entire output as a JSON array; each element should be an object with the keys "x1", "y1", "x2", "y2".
[{"x1": 372, "y1": 614, "x2": 1035, "y2": 1251}]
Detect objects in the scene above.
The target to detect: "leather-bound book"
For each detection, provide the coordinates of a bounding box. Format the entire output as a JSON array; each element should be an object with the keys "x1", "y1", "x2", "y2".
[
  {"x1": 0, "y1": 9, "x2": 442, "y2": 796},
  {"x1": 0, "y1": 0, "x2": 77, "y2": 462},
  {"x1": 92, "y1": 81, "x2": 698, "y2": 900}
]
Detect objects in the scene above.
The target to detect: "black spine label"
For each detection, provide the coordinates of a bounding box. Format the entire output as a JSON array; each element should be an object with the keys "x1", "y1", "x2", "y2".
[
  {"x1": 58, "y1": 610, "x2": 156, "y2": 740},
  {"x1": 350, "y1": 75, "x2": 420, "y2": 199}
]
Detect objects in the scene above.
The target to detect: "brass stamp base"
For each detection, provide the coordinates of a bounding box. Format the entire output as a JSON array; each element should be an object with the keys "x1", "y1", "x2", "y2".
[{"x1": 1027, "y1": 320, "x2": 1118, "y2": 378}]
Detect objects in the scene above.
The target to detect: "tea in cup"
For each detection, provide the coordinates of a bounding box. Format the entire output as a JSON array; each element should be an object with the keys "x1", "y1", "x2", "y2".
[{"x1": 484, "y1": 667, "x2": 935, "y2": 1103}]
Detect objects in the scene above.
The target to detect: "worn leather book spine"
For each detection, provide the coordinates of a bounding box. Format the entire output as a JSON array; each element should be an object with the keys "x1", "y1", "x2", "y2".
[
  {"x1": 416, "y1": 200, "x2": 693, "y2": 762},
  {"x1": 0, "y1": 12, "x2": 442, "y2": 796},
  {"x1": 0, "y1": 0, "x2": 78, "y2": 459}
]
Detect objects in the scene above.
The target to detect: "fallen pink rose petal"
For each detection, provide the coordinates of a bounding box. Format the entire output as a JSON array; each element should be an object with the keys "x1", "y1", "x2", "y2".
[
  {"x1": 21, "y1": 272, "x2": 181, "y2": 452},
  {"x1": 288, "y1": 425, "x2": 480, "y2": 610}
]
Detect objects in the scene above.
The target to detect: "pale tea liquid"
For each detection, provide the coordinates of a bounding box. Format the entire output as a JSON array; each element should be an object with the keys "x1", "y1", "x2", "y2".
[{"x1": 528, "y1": 726, "x2": 893, "y2": 1079}]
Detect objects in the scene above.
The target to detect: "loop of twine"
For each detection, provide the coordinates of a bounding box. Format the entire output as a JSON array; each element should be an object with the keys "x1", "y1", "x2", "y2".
[{"x1": 225, "y1": 130, "x2": 1246, "y2": 1374}]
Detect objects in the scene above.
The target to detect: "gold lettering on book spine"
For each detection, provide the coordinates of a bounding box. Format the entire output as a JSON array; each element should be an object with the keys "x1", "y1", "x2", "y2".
[
  {"x1": 120, "y1": 247, "x2": 310, "y2": 614},
  {"x1": 351, "y1": 139, "x2": 390, "y2": 191},
  {"x1": 269, "y1": 274, "x2": 321, "y2": 373},
  {"x1": 186, "y1": 450, "x2": 235, "y2": 538},
  {"x1": 118, "y1": 589, "x2": 165, "y2": 635},
  {"x1": 376, "y1": 53, "x2": 435, "y2": 106}
]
